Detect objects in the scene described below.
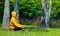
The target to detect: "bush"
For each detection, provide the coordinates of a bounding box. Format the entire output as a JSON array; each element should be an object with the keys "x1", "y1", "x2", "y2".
[{"x1": 49, "y1": 20, "x2": 60, "y2": 28}]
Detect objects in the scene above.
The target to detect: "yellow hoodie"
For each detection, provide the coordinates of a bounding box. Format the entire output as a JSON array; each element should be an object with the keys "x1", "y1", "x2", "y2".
[{"x1": 10, "y1": 11, "x2": 23, "y2": 30}]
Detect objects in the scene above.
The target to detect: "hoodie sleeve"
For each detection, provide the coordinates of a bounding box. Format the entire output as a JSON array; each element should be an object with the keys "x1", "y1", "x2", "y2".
[{"x1": 12, "y1": 17, "x2": 23, "y2": 28}]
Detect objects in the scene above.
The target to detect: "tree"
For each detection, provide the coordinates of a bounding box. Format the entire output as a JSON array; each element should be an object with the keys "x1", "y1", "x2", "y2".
[
  {"x1": 45, "y1": 0, "x2": 52, "y2": 27},
  {"x1": 40, "y1": 0, "x2": 46, "y2": 28},
  {"x1": 41, "y1": 0, "x2": 52, "y2": 28},
  {"x1": 48, "y1": 0, "x2": 52, "y2": 26},
  {"x1": 14, "y1": 0, "x2": 19, "y2": 21},
  {"x1": 40, "y1": 0, "x2": 52, "y2": 28},
  {"x1": 2, "y1": 0, "x2": 10, "y2": 28}
]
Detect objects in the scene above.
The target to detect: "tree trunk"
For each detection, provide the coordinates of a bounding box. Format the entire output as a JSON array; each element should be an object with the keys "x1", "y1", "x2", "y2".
[
  {"x1": 41, "y1": 0, "x2": 46, "y2": 28},
  {"x1": 14, "y1": 0, "x2": 19, "y2": 21},
  {"x1": 2, "y1": 0, "x2": 10, "y2": 28},
  {"x1": 45, "y1": 0, "x2": 52, "y2": 27},
  {"x1": 48, "y1": 0, "x2": 52, "y2": 21}
]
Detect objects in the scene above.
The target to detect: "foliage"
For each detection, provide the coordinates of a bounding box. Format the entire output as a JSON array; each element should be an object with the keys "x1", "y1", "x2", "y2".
[
  {"x1": 10, "y1": 0, "x2": 41, "y2": 19},
  {"x1": 0, "y1": 0, "x2": 60, "y2": 18},
  {"x1": 49, "y1": 20, "x2": 60, "y2": 28},
  {"x1": 19, "y1": 0, "x2": 41, "y2": 18},
  {"x1": 51, "y1": 1, "x2": 60, "y2": 15},
  {"x1": 0, "y1": 0, "x2": 60, "y2": 16},
  {"x1": 0, "y1": 2, "x2": 4, "y2": 14},
  {"x1": 0, "y1": 0, "x2": 60, "y2": 27}
]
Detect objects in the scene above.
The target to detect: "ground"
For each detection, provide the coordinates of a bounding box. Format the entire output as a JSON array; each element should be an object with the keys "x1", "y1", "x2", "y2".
[{"x1": 0, "y1": 24, "x2": 60, "y2": 36}]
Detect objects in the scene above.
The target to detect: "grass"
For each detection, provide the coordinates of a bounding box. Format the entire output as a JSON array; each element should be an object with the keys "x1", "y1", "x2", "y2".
[{"x1": 0, "y1": 24, "x2": 60, "y2": 36}]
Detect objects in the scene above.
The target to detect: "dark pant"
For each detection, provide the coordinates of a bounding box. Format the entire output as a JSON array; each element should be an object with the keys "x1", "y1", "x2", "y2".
[{"x1": 13, "y1": 27, "x2": 22, "y2": 31}]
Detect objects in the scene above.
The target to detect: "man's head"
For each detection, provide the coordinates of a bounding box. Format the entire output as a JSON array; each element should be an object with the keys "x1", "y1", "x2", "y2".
[{"x1": 11, "y1": 11, "x2": 16, "y2": 17}]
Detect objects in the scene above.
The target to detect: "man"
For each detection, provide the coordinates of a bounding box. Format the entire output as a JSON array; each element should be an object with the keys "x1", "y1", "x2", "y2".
[{"x1": 10, "y1": 11, "x2": 24, "y2": 31}]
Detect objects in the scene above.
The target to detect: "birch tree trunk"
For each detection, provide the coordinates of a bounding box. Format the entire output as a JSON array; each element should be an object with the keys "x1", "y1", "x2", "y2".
[
  {"x1": 14, "y1": 0, "x2": 19, "y2": 21},
  {"x1": 41, "y1": 0, "x2": 46, "y2": 28},
  {"x1": 45, "y1": 0, "x2": 52, "y2": 27},
  {"x1": 48, "y1": 0, "x2": 52, "y2": 21},
  {"x1": 2, "y1": 0, "x2": 10, "y2": 28}
]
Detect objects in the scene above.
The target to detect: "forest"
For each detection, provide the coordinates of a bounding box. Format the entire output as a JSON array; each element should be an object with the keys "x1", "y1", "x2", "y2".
[
  {"x1": 0, "y1": 0, "x2": 60, "y2": 36},
  {"x1": 0, "y1": 0, "x2": 60, "y2": 28}
]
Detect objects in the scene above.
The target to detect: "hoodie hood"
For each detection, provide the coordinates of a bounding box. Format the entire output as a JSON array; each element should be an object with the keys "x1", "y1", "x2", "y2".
[{"x1": 11, "y1": 11, "x2": 16, "y2": 17}]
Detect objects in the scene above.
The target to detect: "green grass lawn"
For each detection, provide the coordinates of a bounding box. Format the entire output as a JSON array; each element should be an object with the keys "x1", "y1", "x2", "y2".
[{"x1": 0, "y1": 24, "x2": 60, "y2": 36}]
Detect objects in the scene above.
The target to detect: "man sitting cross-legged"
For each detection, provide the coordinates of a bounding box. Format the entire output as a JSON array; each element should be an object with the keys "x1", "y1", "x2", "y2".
[{"x1": 10, "y1": 11, "x2": 25, "y2": 31}]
